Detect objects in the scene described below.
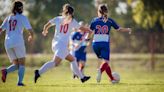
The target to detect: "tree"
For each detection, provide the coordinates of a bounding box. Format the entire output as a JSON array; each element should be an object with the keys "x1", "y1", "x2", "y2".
[{"x1": 131, "y1": 0, "x2": 164, "y2": 70}]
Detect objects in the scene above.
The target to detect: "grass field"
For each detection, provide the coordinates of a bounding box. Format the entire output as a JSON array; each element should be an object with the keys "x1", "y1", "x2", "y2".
[{"x1": 0, "y1": 54, "x2": 164, "y2": 92}]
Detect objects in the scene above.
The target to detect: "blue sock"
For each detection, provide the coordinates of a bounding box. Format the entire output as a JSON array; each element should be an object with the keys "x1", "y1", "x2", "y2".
[
  {"x1": 18, "y1": 65, "x2": 25, "y2": 84},
  {"x1": 7, "y1": 64, "x2": 18, "y2": 73}
]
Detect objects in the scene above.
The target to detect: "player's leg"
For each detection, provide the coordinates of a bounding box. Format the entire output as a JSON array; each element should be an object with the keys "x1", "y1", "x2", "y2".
[
  {"x1": 17, "y1": 58, "x2": 26, "y2": 86},
  {"x1": 38, "y1": 56, "x2": 61, "y2": 75},
  {"x1": 78, "y1": 61, "x2": 85, "y2": 74},
  {"x1": 92, "y1": 43, "x2": 103, "y2": 82},
  {"x1": 70, "y1": 51, "x2": 78, "y2": 79},
  {"x1": 34, "y1": 56, "x2": 62, "y2": 83},
  {"x1": 65, "y1": 54, "x2": 90, "y2": 83},
  {"x1": 78, "y1": 52, "x2": 86, "y2": 74},
  {"x1": 101, "y1": 48, "x2": 114, "y2": 82},
  {"x1": 14, "y1": 45, "x2": 26, "y2": 86},
  {"x1": 6, "y1": 60, "x2": 19, "y2": 73},
  {"x1": 1, "y1": 48, "x2": 19, "y2": 83}
]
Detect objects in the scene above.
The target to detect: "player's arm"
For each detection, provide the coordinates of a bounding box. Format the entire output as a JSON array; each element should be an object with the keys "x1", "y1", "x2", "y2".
[
  {"x1": 79, "y1": 26, "x2": 93, "y2": 40},
  {"x1": 27, "y1": 29, "x2": 34, "y2": 42},
  {"x1": 117, "y1": 27, "x2": 132, "y2": 34},
  {"x1": 86, "y1": 32, "x2": 94, "y2": 46},
  {"x1": 42, "y1": 22, "x2": 53, "y2": 36},
  {"x1": 0, "y1": 17, "x2": 7, "y2": 35},
  {"x1": 111, "y1": 18, "x2": 132, "y2": 34}
]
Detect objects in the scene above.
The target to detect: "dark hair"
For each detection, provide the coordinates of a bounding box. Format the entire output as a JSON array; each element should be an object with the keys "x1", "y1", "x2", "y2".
[
  {"x1": 98, "y1": 4, "x2": 108, "y2": 19},
  {"x1": 62, "y1": 4, "x2": 74, "y2": 17},
  {"x1": 12, "y1": 1, "x2": 23, "y2": 15}
]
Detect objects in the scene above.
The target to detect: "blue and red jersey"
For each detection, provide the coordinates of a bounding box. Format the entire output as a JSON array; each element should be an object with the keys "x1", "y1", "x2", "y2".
[{"x1": 90, "y1": 17, "x2": 120, "y2": 43}]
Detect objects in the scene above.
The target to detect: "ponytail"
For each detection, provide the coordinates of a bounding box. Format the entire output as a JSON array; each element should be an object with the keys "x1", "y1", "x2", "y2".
[
  {"x1": 98, "y1": 4, "x2": 108, "y2": 21},
  {"x1": 61, "y1": 4, "x2": 74, "y2": 18}
]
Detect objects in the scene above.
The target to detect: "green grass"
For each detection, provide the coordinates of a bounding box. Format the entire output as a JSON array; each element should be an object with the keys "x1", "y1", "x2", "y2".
[
  {"x1": 0, "y1": 66, "x2": 164, "y2": 92},
  {"x1": 0, "y1": 54, "x2": 164, "y2": 92}
]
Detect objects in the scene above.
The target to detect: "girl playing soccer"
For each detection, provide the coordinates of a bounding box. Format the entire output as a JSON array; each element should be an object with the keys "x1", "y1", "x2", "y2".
[
  {"x1": 0, "y1": 1, "x2": 34, "y2": 86},
  {"x1": 90, "y1": 4, "x2": 131, "y2": 84},
  {"x1": 70, "y1": 21, "x2": 90, "y2": 78},
  {"x1": 34, "y1": 4, "x2": 91, "y2": 83}
]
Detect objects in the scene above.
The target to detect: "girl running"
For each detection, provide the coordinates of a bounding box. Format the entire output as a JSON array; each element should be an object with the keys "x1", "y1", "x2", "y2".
[
  {"x1": 70, "y1": 21, "x2": 90, "y2": 78},
  {"x1": 0, "y1": 1, "x2": 34, "y2": 86},
  {"x1": 34, "y1": 4, "x2": 91, "y2": 83},
  {"x1": 90, "y1": 4, "x2": 131, "y2": 84}
]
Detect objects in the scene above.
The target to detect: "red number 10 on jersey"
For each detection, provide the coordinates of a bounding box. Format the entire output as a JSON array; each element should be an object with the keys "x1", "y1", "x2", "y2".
[{"x1": 60, "y1": 24, "x2": 69, "y2": 34}]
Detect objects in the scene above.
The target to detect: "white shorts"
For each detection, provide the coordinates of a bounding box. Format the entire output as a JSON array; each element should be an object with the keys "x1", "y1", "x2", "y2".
[
  {"x1": 5, "y1": 45, "x2": 26, "y2": 62},
  {"x1": 52, "y1": 42, "x2": 69, "y2": 60}
]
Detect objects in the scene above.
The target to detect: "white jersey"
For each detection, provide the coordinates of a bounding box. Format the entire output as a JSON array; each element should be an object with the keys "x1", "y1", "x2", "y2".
[
  {"x1": 49, "y1": 16, "x2": 80, "y2": 48},
  {"x1": 0, "y1": 14, "x2": 32, "y2": 49}
]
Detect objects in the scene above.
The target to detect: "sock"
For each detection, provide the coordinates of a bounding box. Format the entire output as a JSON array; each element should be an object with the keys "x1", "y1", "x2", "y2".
[
  {"x1": 100, "y1": 62, "x2": 108, "y2": 73},
  {"x1": 7, "y1": 64, "x2": 18, "y2": 73},
  {"x1": 105, "y1": 64, "x2": 114, "y2": 80},
  {"x1": 18, "y1": 65, "x2": 25, "y2": 84},
  {"x1": 70, "y1": 60, "x2": 84, "y2": 79},
  {"x1": 39, "y1": 61, "x2": 55, "y2": 75}
]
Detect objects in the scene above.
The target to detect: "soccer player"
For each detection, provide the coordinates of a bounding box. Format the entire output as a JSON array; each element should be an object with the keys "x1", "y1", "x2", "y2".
[
  {"x1": 34, "y1": 4, "x2": 91, "y2": 83},
  {"x1": 70, "y1": 21, "x2": 90, "y2": 78},
  {"x1": 0, "y1": 1, "x2": 34, "y2": 86},
  {"x1": 89, "y1": 4, "x2": 131, "y2": 84}
]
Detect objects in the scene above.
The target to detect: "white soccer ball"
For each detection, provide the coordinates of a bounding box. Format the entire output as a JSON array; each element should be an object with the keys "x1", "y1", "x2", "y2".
[{"x1": 112, "y1": 72, "x2": 120, "y2": 83}]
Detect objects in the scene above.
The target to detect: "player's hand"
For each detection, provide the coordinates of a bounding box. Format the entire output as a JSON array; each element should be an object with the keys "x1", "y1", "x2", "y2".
[
  {"x1": 28, "y1": 35, "x2": 33, "y2": 43},
  {"x1": 128, "y1": 28, "x2": 132, "y2": 34},
  {"x1": 42, "y1": 30, "x2": 48, "y2": 36}
]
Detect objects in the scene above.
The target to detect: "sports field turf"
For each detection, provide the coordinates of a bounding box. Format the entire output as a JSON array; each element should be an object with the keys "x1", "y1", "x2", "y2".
[{"x1": 0, "y1": 54, "x2": 164, "y2": 92}]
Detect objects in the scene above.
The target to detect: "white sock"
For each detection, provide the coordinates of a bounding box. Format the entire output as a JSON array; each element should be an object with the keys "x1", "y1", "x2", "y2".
[
  {"x1": 39, "y1": 61, "x2": 55, "y2": 75},
  {"x1": 70, "y1": 60, "x2": 84, "y2": 79}
]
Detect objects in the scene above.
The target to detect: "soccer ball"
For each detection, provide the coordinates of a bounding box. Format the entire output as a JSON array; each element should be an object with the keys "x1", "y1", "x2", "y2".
[{"x1": 112, "y1": 72, "x2": 120, "y2": 83}]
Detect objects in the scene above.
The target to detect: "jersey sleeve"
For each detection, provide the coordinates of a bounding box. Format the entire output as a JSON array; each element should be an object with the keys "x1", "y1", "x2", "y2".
[
  {"x1": 49, "y1": 17, "x2": 58, "y2": 26},
  {"x1": 0, "y1": 17, "x2": 8, "y2": 31},
  {"x1": 72, "y1": 19, "x2": 80, "y2": 29},
  {"x1": 23, "y1": 16, "x2": 32, "y2": 30},
  {"x1": 110, "y1": 19, "x2": 120, "y2": 30}
]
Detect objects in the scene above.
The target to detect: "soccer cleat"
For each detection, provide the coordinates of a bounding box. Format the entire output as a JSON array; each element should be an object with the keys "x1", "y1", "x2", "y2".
[
  {"x1": 96, "y1": 69, "x2": 102, "y2": 83},
  {"x1": 34, "y1": 70, "x2": 40, "y2": 83},
  {"x1": 17, "y1": 83, "x2": 25, "y2": 86},
  {"x1": 1, "y1": 69, "x2": 7, "y2": 83},
  {"x1": 81, "y1": 76, "x2": 90, "y2": 83}
]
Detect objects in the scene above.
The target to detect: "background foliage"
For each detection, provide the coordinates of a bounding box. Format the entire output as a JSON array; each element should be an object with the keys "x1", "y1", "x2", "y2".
[{"x1": 0, "y1": 0, "x2": 163, "y2": 54}]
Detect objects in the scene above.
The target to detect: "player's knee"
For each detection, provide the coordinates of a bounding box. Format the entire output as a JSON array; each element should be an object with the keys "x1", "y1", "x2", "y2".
[
  {"x1": 13, "y1": 59, "x2": 19, "y2": 65},
  {"x1": 18, "y1": 57, "x2": 25, "y2": 66},
  {"x1": 54, "y1": 60, "x2": 60, "y2": 66},
  {"x1": 70, "y1": 56, "x2": 75, "y2": 62}
]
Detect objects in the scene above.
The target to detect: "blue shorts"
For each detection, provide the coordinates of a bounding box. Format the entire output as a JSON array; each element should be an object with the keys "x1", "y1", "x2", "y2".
[
  {"x1": 92, "y1": 42, "x2": 110, "y2": 61},
  {"x1": 75, "y1": 46, "x2": 87, "y2": 62}
]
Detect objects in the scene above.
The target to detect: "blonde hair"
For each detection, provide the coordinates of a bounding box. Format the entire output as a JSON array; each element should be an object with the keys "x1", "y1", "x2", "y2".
[{"x1": 62, "y1": 4, "x2": 74, "y2": 17}]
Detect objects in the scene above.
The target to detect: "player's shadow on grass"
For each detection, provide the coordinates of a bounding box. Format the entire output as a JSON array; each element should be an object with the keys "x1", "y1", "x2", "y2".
[
  {"x1": 36, "y1": 82, "x2": 164, "y2": 87},
  {"x1": 37, "y1": 84, "x2": 93, "y2": 87}
]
